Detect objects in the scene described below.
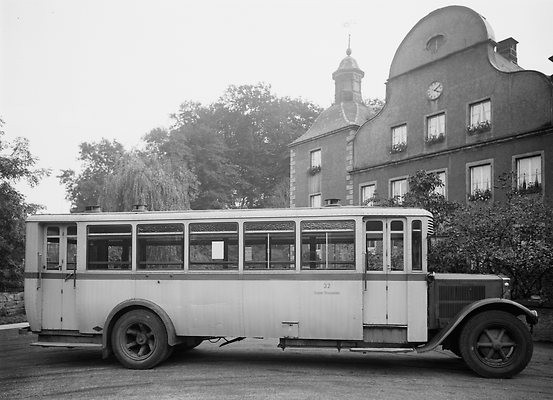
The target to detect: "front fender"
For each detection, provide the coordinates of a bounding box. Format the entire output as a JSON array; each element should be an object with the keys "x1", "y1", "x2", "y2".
[{"x1": 416, "y1": 298, "x2": 538, "y2": 353}]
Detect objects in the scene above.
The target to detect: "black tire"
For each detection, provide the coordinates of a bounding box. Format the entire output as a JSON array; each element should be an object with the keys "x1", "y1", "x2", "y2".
[
  {"x1": 111, "y1": 309, "x2": 169, "y2": 369},
  {"x1": 459, "y1": 310, "x2": 533, "y2": 378}
]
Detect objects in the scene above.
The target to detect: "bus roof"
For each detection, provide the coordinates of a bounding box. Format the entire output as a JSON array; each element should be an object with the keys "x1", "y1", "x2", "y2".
[{"x1": 26, "y1": 206, "x2": 432, "y2": 223}]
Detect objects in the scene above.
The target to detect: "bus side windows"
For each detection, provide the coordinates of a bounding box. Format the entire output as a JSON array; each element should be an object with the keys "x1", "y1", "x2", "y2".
[
  {"x1": 366, "y1": 220, "x2": 383, "y2": 271},
  {"x1": 390, "y1": 220, "x2": 404, "y2": 271},
  {"x1": 189, "y1": 222, "x2": 238, "y2": 270},
  {"x1": 301, "y1": 220, "x2": 355, "y2": 270},
  {"x1": 244, "y1": 221, "x2": 295, "y2": 270},
  {"x1": 411, "y1": 220, "x2": 422, "y2": 271},
  {"x1": 137, "y1": 224, "x2": 184, "y2": 270},
  {"x1": 87, "y1": 225, "x2": 132, "y2": 270},
  {"x1": 46, "y1": 227, "x2": 60, "y2": 270}
]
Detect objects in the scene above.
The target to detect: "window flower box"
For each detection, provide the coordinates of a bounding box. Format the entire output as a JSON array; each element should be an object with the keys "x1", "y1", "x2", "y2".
[
  {"x1": 468, "y1": 188, "x2": 492, "y2": 202},
  {"x1": 308, "y1": 165, "x2": 321, "y2": 175},
  {"x1": 516, "y1": 181, "x2": 542, "y2": 195},
  {"x1": 390, "y1": 142, "x2": 407, "y2": 154},
  {"x1": 467, "y1": 120, "x2": 491, "y2": 135},
  {"x1": 425, "y1": 132, "x2": 445, "y2": 145}
]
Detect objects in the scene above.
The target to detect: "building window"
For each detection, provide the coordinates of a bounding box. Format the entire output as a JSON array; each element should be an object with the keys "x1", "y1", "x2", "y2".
[
  {"x1": 426, "y1": 113, "x2": 445, "y2": 144},
  {"x1": 433, "y1": 171, "x2": 446, "y2": 197},
  {"x1": 426, "y1": 34, "x2": 445, "y2": 53},
  {"x1": 516, "y1": 155, "x2": 542, "y2": 194},
  {"x1": 468, "y1": 100, "x2": 491, "y2": 134},
  {"x1": 391, "y1": 124, "x2": 407, "y2": 153},
  {"x1": 310, "y1": 194, "x2": 321, "y2": 208},
  {"x1": 309, "y1": 149, "x2": 321, "y2": 175},
  {"x1": 469, "y1": 163, "x2": 492, "y2": 201},
  {"x1": 391, "y1": 178, "x2": 408, "y2": 204},
  {"x1": 361, "y1": 184, "x2": 376, "y2": 206}
]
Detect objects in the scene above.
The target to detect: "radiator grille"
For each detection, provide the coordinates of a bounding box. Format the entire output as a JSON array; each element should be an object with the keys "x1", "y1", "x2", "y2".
[{"x1": 438, "y1": 285, "x2": 486, "y2": 318}]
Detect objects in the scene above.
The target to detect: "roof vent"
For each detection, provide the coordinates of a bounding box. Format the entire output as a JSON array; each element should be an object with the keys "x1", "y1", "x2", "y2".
[
  {"x1": 324, "y1": 198, "x2": 342, "y2": 207},
  {"x1": 85, "y1": 205, "x2": 102, "y2": 213},
  {"x1": 132, "y1": 204, "x2": 148, "y2": 212}
]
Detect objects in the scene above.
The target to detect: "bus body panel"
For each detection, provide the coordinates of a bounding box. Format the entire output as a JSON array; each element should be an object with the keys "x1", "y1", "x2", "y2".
[
  {"x1": 407, "y1": 279, "x2": 428, "y2": 341},
  {"x1": 77, "y1": 278, "x2": 135, "y2": 334},
  {"x1": 24, "y1": 223, "x2": 42, "y2": 332},
  {"x1": 299, "y1": 279, "x2": 362, "y2": 340}
]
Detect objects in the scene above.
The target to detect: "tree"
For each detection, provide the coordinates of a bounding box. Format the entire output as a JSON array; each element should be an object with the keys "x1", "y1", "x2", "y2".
[
  {"x1": 0, "y1": 118, "x2": 49, "y2": 291},
  {"x1": 431, "y1": 194, "x2": 553, "y2": 300},
  {"x1": 211, "y1": 83, "x2": 322, "y2": 208},
  {"x1": 58, "y1": 139, "x2": 126, "y2": 211},
  {"x1": 101, "y1": 150, "x2": 197, "y2": 211},
  {"x1": 363, "y1": 97, "x2": 385, "y2": 118}
]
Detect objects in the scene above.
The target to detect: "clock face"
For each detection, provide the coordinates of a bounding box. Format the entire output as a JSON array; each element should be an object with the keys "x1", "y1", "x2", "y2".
[{"x1": 427, "y1": 81, "x2": 443, "y2": 100}]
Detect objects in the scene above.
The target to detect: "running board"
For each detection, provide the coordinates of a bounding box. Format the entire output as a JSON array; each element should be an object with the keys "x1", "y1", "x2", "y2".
[
  {"x1": 31, "y1": 342, "x2": 102, "y2": 349},
  {"x1": 349, "y1": 347, "x2": 416, "y2": 354}
]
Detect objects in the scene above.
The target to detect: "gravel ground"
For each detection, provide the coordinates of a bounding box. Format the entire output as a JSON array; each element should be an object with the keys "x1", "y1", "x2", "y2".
[{"x1": 1, "y1": 328, "x2": 552, "y2": 400}]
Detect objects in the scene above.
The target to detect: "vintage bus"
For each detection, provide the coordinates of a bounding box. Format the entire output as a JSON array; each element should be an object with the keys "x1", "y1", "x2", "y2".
[{"x1": 24, "y1": 206, "x2": 538, "y2": 378}]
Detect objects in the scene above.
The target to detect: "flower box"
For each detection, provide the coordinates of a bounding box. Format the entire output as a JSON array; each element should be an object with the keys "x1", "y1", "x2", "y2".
[
  {"x1": 468, "y1": 188, "x2": 492, "y2": 202},
  {"x1": 390, "y1": 142, "x2": 407, "y2": 154},
  {"x1": 425, "y1": 132, "x2": 445, "y2": 145},
  {"x1": 467, "y1": 120, "x2": 491, "y2": 135},
  {"x1": 308, "y1": 165, "x2": 321, "y2": 175}
]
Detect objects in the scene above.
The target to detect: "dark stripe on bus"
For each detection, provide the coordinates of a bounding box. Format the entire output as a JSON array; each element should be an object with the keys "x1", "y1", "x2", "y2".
[{"x1": 24, "y1": 271, "x2": 428, "y2": 282}]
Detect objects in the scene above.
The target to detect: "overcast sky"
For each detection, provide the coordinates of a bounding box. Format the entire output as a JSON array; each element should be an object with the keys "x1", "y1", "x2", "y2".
[{"x1": 1, "y1": 0, "x2": 552, "y2": 213}]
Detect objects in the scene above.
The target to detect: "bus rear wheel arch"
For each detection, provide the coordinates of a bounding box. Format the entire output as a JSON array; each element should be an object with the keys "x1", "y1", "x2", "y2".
[
  {"x1": 111, "y1": 309, "x2": 169, "y2": 369},
  {"x1": 459, "y1": 310, "x2": 533, "y2": 378}
]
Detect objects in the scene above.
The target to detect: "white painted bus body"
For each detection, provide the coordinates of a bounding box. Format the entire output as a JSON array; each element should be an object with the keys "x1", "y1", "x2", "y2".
[{"x1": 24, "y1": 207, "x2": 431, "y2": 345}]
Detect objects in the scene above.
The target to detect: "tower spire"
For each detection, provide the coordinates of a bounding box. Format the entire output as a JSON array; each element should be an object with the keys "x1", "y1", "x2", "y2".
[{"x1": 346, "y1": 34, "x2": 351, "y2": 56}]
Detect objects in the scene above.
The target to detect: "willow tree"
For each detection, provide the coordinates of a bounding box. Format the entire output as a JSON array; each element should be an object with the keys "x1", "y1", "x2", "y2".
[{"x1": 100, "y1": 151, "x2": 198, "y2": 211}]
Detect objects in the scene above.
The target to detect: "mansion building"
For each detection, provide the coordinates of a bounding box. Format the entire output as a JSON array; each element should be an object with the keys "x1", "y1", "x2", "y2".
[{"x1": 289, "y1": 5, "x2": 553, "y2": 207}]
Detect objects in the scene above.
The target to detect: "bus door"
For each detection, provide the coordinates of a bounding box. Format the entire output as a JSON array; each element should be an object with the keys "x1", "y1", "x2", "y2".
[
  {"x1": 362, "y1": 218, "x2": 407, "y2": 326},
  {"x1": 41, "y1": 225, "x2": 78, "y2": 330}
]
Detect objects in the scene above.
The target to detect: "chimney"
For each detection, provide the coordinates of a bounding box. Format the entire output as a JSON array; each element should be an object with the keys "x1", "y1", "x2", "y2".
[
  {"x1": 496, "y1": 37, "x2": 518, "y2": 64},
  {"x1": 324, "y1": 198, "x2": 342, "y2": 207}
]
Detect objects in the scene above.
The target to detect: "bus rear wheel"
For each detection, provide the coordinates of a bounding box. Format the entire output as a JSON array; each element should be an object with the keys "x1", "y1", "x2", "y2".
[
  {"x1": 459, "y1": 310, "x2": 533, "y2": 378},
  {"x1": 111, "y1": 309, "x2": 169, "y2": 369}
]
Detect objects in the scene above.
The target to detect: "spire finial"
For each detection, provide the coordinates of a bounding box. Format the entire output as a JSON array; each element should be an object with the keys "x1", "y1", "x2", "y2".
[{"x1": 346, "y1": 34, "x2": 352, "y2": 56}]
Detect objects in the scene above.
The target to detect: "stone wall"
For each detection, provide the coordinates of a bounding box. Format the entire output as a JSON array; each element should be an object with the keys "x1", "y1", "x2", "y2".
[{"x1": 0, "y1": 292, "x2": 25, "y2": 317}]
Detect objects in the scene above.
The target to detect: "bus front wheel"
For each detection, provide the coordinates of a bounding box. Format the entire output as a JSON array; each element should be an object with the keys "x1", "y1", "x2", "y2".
[
  {"x1": 111, "y1": 309, "x2": 169, "y2": 369},
  {"x1": 459, "y1": 310, "x2": 533, "y2": 378}
]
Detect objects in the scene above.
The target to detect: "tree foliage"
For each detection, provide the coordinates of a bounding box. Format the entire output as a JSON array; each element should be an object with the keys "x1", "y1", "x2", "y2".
[
  {"x1": 101, "y1": 151, "x2": 197, "y2": 211},
  {"x1": 58, "y1": 139, "x2": 126, "y2": 211},
  {"x1": 0, "y1": 118, "x2": 48, "y2": 291}
]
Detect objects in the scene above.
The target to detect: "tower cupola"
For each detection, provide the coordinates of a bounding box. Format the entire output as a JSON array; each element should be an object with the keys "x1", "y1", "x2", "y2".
[{"x1": 332, "y1": 37, "x2": 365, "y2": 104}]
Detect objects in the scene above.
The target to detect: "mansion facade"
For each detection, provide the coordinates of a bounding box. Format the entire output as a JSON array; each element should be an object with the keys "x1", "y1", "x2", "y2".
[{"x1": 289, "y1": 6, "x2": 553, "y2": 207}]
